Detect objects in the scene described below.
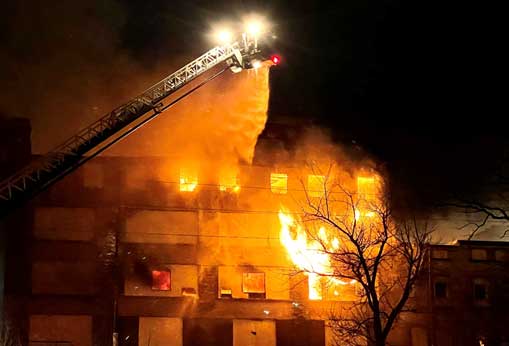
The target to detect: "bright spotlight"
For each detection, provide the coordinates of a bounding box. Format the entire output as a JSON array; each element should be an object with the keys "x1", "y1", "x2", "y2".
[
  {"x1": 251, "y1": 60, "x2": 262, "y2": 69},
  {"x1": 215, "y1": 29, "x2": 233, "y2": 44},
  {"x1": 246, "y1": 21, "x2": 263, "y2": 36}
]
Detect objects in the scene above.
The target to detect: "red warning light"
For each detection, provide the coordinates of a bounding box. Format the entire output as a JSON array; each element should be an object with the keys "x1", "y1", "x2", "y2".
[{"x1": 271, "y1": 55, "x2": 281, "y2": 65}]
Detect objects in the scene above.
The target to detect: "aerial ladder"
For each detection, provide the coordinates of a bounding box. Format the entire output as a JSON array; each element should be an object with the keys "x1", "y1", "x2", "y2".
[{"x1": 0, "y1": 31, "x2": 279, "y2": 216}]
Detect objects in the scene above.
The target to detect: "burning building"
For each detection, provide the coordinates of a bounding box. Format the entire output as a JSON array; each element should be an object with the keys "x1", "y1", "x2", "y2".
[
  {"x1": 2, "y1": 57, "x2": 508, "y2": 346},
  {"x1": 0, "y1": 63, "x2": 392, "y2": 346}
]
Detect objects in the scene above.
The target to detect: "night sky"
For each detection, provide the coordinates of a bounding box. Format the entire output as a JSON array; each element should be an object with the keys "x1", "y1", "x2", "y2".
[{"x1": 0, "y1": 0, "x2": 505, "y2": 206}]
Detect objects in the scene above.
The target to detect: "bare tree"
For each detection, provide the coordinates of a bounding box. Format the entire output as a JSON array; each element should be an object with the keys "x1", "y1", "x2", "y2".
[
  {"x1": 447, "y1": 153, "x2": 509, "y2": 239},
  {"x1": 282, "y1": 165, "x2": 433, "y2": 346}
]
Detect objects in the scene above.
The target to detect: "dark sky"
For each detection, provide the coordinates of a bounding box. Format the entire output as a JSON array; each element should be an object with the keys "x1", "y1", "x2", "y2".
[{"x1": 0, "y1": 0, "x2": 505, "y2": 205}]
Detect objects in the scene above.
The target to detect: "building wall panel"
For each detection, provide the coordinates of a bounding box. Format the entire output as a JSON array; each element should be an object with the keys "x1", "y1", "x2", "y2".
[
  {"x1": 233, "y1": 319, "x2": 275, "y2": 346},
  {"x1": 29, "y1": 314, "x2": 92, "y2": 346},
  {"x1": 34, "y1": 207, "x2": 95, "y2": 241},
  {"x1": 124, "y1": 210, "x2": 198, "y2": 244},
  {"x1": 138, "y1": 317, "x2": 182, "y2": 346}
]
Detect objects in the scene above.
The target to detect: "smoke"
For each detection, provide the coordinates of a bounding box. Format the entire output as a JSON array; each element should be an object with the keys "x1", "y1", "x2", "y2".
[
  {"x1": 255, "y1": 124, "x2": 378, "y2": 178},
  {"x1": 0, "y1": 1, "x2": 270, "y2": 169},
  {"x1": 0, "y1": 1, "x2": 140, "y2": 152},
  {"x1": 108, "y1": 64, "x2": 271, "y2": 166}
]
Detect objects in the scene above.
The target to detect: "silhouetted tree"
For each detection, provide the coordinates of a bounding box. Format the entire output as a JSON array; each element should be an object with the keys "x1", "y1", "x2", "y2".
[{"x1": 285, "y1": 164, "x2": 433, "y2": 346}]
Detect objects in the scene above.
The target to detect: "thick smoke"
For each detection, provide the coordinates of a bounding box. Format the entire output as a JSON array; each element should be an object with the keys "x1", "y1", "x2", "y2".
[
  {"x1": 108, "y1": 65, "x2": 270, "y2": 166},
  {"x1": 0, "y1": 1, "x2": 270, "y2": 168}
]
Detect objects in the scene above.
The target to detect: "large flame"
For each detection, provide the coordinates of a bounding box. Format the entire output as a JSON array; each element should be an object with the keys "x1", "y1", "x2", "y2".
[{"x1": 278, "y1": 209, "x2": 355, "y2": 300}]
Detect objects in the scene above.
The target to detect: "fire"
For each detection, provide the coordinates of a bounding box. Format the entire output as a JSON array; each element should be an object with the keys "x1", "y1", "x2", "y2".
[
  {"x1": 278, "y1": 209, "x2": 355, "y2": 300},
  {"x1": 179, "y1": 169, "x2": 198, "y2": 192},
  {"x1": 356, "y1": 176, "x2": 378, "y2": 220},
  {"x1": 219, "y1": 172, "x2": 241, "y2": 193}
]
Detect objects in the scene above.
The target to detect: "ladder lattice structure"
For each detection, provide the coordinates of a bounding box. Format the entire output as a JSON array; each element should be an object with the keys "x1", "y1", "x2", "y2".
[{"x1": 0, "y1": 43, "x2": 248, "y2": 213}]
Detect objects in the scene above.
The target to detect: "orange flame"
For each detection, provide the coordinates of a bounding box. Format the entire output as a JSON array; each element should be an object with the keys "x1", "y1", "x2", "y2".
[
  {"x1": 179, "y1": 169, "x2": 198, "y2": 192},
  {"x1": 278, "y1": 209, "x2": 355, "y2": 300}
]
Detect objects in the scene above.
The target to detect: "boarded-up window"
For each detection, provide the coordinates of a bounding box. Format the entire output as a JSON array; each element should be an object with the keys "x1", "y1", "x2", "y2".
[
  {"x1": 82, "y1": 163, "x2": 104, "y2": 189},
  {"x1": 432, "y1": 249, "x2": 449, "y2": 259},
  {"x1": 124, "y1": 210, "x2": 198, "y2": 244},
  {"x1": 152, "y1": 270, "x2": 171, "y2": 291},
  {"x1": 495, "y1": 250, "x2": 508, "y2": 262},
  {"x1": 270, "y1": 173, "x2": 288, "y2": 194},
  {"x1": 472, "y1": 249, "x2": 488, "y2": 261},
  {"x1": 139, "y1": 318, "x2": 182, "y2": 346},
  {"x1": 243, "y1": 272, "x2": 266, "y2": 294},
  {"x1": 276, "y1": 320, "x2": 325, "y2": 346},
  {"x1": 29, "y1": 315, "x2": 92, "y2": 346},
  {"x1": 34, "y1": 207, "x2": 94, "y2": 241},
  {"x1": 307, "y1": 175, "x2": 326, "y2": 197},
  {"x1": 32, "y1": 261, "x2": 96, "y2": 295},
  {"x1": 184, "y1": 319, "x2": 233, "y2": 346},
  {"x1": 233, "y1": 320, "x2": 275, "y2": 346}
]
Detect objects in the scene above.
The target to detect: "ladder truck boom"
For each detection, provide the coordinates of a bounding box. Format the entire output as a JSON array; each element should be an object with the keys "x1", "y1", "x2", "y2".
[{"x1": 0, "y1": 33, "x2": 277, "y2": 215}]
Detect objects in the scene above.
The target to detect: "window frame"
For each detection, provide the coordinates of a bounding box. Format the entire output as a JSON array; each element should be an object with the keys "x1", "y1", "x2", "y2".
[
  {"x1": 434, "y1": 280, "x2": 448, "y2": 299},
  {"x1": 270, "y1": 173, "x2": 288, "y2": 194},
  {"x1": 473, "y1": 278, "x2": 490, "y2": 305},
  {"x1": 307, "y1": 174, "x2": 326, "y2": 198},
  {"x1": 242, "y1": 272, "x2": 266, "y2": 298},
  {"x1": 471, "y1": 249, "x2": 489, "y2": 261},
  {"x1": 431, "y1": 249, "x2": 449, "y2": 260},
  {"x1": 151, "y1": 269, "x2": 171, "y2": 291}
]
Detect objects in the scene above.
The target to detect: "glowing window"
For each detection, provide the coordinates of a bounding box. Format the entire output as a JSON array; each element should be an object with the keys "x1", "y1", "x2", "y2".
[
  {"x1": 179, "y1": 169, "x2": 198, "y2": 192},
  {"x1": 357, "y1": 176, "x2": 376, "y2": 201},
  {"x1": 219, "y1": 173, "x2": 240, "y2": 193},
  {"x1": 270, "y1": 173, "x2": 288, "y2": 194},
  {"x1": 152, "y1": 270, "x2": 171, "y2": 291},
  {"x1": 307, "y1": 175, "x2": 326, "y2": 197}
]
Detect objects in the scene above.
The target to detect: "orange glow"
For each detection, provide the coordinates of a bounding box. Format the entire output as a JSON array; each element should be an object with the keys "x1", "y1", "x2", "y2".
[
  {"x1": 278, "y1": 209, "x2": 356, "y2": 300},
  {"x1": 356, "y1": 176, "x2": 378, "y2": 219},
  {"x1": 357, "y1": 176, "x2": 376, "y2": 201},
  {"x1": 307, "y1": 175, "x2": 326, "y2": 197},
  {"x1": 219, "y1": 172, "x2": 241, "y2": 193},
  {"x1": 270, "y1": 173, "x2": 288, "y2": 194},
  {"x1": 179, "y1": 169, "x2": 198, "y2": 192}
]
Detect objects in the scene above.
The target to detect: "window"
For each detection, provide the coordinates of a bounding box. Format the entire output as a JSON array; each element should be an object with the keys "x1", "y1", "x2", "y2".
[
  {"x1": 179, "y1": 169, "x2": 198, "y2": 192},
  {"x1": 270, "y1": 173, "x2": 288, "y2": 194},
  {"x1": 219, "y1": 288, "x2": 233, "y2": 298},
  {"x1": 472, "y1": 249, "x2": 488, "y2": 261},
  {"x1": 495, "y1": 250, "x2": 508, "y2": 262},
  {"x1": 307, "y1": 175, "x2": 326, "y2": 197},
  {"x1": 357, "y1": 176, "x2": 376, "y2": 202},
  {"x1": 432, "y1": 249, "x2": 449, "y2": 260},
  {"x1": 152, "y1": 270, "x2": 171, "y2": 291},
  {"x1": 434, "y1": 281, "x2": 448, "y2": 299},
  {"x1": 181, "y1": 287, "x2": 197, "y2": 296},
  {"x1": 473, "y1": 278, "x2": 489, "y2": 304},
  {"x1": 242, "y1": 272, "x2": 266, "y2": 298},
  {"x1": 219, "y1": 173, "x2": 240, "y2": 193}
]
